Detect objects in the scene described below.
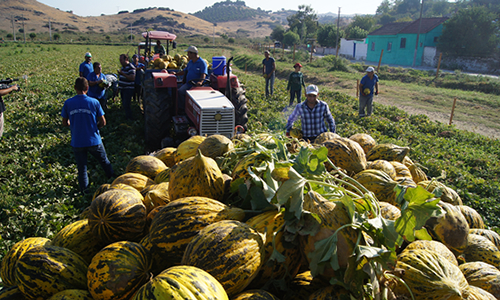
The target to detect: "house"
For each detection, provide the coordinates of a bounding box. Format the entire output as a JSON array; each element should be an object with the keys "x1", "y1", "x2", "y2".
[
  {"x1": 366, "y1": 17, "x2": 448, "y2": 66},
  {"x1": 339, "y1": 38, "x2": 368, "y2": 60}
]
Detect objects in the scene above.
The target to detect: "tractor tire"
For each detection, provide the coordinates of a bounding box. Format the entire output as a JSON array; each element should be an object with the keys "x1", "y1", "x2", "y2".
[
  {"x1": 231, "y1": 86, "x2": 248, "y2": 131},
  {"x1": 143, "y1": 76, "x2": 174, "y2": 152}
]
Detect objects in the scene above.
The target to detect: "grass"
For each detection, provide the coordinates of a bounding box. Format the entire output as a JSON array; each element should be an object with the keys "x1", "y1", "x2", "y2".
[{"x1": 0, "y1": 43, "x2": 499, "y2": 270}]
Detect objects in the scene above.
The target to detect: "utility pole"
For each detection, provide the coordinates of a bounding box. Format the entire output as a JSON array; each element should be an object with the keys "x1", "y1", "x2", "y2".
[
  {"x1": 11, "y1": 15, "x2": 16, "y2": 41},
  {"x1": 336, "y1": 7, "x2": 341, "y2": 57},
  {"x1": 22, "y1": 14, "x2": 26, "y2": 43},
  {"x1": 130, "y1": 23, "x2": 133, "y2": 43},
  {"x1": 412, "y1": 0, "x2": 424, "y2": 67},
  {"x1": 49, "y1": 18, "x2": 52, "y2": 41}
]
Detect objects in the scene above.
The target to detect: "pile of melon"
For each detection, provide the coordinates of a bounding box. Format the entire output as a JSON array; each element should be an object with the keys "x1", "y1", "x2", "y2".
[{"x1": 1, "y1": 132, "x2": 499, "y2": 300}]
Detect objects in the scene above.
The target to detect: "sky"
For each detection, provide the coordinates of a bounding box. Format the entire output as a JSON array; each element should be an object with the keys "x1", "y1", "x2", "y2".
[{"x1": 37, "y1": 0, "x2": 384, "y2": 17}]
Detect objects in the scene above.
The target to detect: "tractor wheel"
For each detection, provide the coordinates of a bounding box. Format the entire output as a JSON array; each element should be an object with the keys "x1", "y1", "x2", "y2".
[
  {"x1": 143, "y1": 76, "x2": 173, "y2": 152},
  {"x1": 231, "y1": 86, "x2": 248, "y2": 131}
]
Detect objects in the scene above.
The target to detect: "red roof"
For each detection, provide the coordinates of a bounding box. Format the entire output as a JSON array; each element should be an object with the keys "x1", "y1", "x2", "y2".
[
  {"x1": 142, "y1": 31, "x2": 177, "y2": 41},
  {"x1": 369, "y1": 17, "x2": 448, "y2": 36}
]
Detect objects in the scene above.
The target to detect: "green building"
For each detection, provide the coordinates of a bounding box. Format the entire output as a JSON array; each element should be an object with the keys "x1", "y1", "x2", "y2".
[{"x1": 366, "y1": 17, "x2": 448, "y2": 66}]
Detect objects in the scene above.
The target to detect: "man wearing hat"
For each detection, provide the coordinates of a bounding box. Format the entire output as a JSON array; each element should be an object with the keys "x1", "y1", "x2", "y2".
[
  {"x1": 287, "y1": 62, "x2": 306, "y2": 106},
  {"x1": 171, "y1": 45, "x2": 207, "y2": 115},
  {"x1": 285, "y1": 84, "x2": 336, "y2": 142},
  {"x1": 262, "y1": 50, "x2": 276, "y2": 97},
  {"x1": 79, "y1": 52, "x2": 93, "y2": 78},
  {"x1": 358, "y1": 66, "x2": 379, "y2": 117}
]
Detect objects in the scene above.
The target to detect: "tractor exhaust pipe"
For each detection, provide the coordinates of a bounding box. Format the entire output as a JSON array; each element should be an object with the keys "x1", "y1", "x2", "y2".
[{"x1": 226, "y1": 57, "x2": 233, "y2": 101}]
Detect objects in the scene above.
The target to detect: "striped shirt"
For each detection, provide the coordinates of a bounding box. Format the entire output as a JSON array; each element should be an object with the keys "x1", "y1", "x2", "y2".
[
  {"x1": 118, "y1": 63, "x2": 136, "y2": 90},
  {"x1": 286, "y1": 100, "x2": 336, "y2": 138}
]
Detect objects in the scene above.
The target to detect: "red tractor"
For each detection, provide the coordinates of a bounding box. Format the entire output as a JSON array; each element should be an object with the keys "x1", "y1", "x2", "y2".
[{"x1": 139, "y1": 31, "x2": 248, "y2": 151}]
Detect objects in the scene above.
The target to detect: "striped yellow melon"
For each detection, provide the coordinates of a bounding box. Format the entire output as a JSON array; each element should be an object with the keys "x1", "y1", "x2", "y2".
[
  {"x1": 379, "y1": 201, "x2": 401, "y2": 220},
  {"x1": 459, "y1": 261, "x2": 500, "y2": 299},
  {"x1": 245, "y1": 210, "x2": 302, "y2": 287},
  {"x1": 463, "y1": 234, "x2": 500, "y2": 266},
  {"x1": 92, "y1": 183, "x2": 112, "y2": 201},
  {"x1": 468, "y1": 286, "x2": 496, "y2": 300},
  {"x1": 389, "y1": 161, "x2": 414, "y2": 183},
  {"x1": 87, "y1": 241, "x2": 151, "y2": 300},
  {"x1": 153, "y1": 168, "x2": 170, "y2": 184},
  {"x1": 169, "y1": 150, "x2": 224, "y2": 201},
  {"x1": 366, "y1": 143, "x2": 410, "y2": 162},
  {"x1": 282, "y1": 271, "x2": 329, "y2": 300},
  {"x1": 181, "y1": 220, "x2": 265, "y2": 296},
  {"x1": 348, "y1": 133, "x2": 377, "y2": 154},
  {"x1": 142, "y1": 182, "x2": 170, "y2": 209},
  {"x1": 408, "y1": 163, "x2": 428, "y2": 183},
  {"x1": 469, "y1": 229, "x2": 500, "y2": 249},
  {"x1": 300, "y1": 191, "x2": 357, "y2": 278},
  {"x1": 232, "y1": 152, "x2": 268, "y2": 181},
  {"x1": 47, "y1": 289, "x2": 93, "y2": 300},
  {"x1": 126, "y1": 155, "x2": 168, "y2": 180},
  {"x1": 366, "y1": 159, "x2": 396, "y2": 179},
  {"x1": 458, "y1": 205, "x2": 485, "y2": 229},
  {"x1": 174, "y1": 135, "x2": 206, "y2": 163},
  {"x1": 393, "y1": 249, "x2": 470, "y2": 300},
  {"x1": 352, "y1": 169, "x2": 398, "y2": 204},
  {"x1": 0, "y1": 286, "x2": 26, "y2": 299},
  {"x1": 308, "y1": 285, "x2": 351, "y2": 300},
  {"x1": 151, "y1": 147, "x2": 176, "y2": 167},
  {"x1": 140, "y1": 197, "x2": 245, "y2": 275},
  {"x1": 0, "y1": 237, "x2": 51, "y2": 287},
  {"x1": 198, "y1": 134, "x2": 234, "y2": 159},
  {"x1": 425, "y1": 201, "x2": 469, "y2": 255},
  {"x1": 418, "y1": 180, "x2": 462, "y2": 206},
  {"x1": 88, "y1": 189, "x2": 147, "y2": 244},
  {"x1": 132, "y1": 265, "x2": 228, "y2": 300},
  {"x1": 111, "y1": 173, "x2": 155, "y2": 192},
  {"x1": 313, "y1": 132, "x2": 341, "y2": 144},
  {"x1": 232, "y1": 289, "x2": 279, "y2": 300},
  {"x1": 14, "y1": 245, "x2": 88, "y2": 300},
  {"x1": 402, "y1": 240, "x2": 458, "y2": 266},
  {"x1": 51, "y1": 219, "x2": 106, "y2": 264},
  {"x1": 323, "y1": 137, "x2": 367, "y2": 174}
]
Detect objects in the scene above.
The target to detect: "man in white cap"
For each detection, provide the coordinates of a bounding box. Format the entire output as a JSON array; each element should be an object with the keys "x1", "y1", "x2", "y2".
[
  {"x1": 79, "y1": 52, "x2": 93, "y2": 78},
  {"x1": 171, "y1": 45, "x2": 207, "y2": 114},
  {"x1": 285, "y1": 84, "x2": 336, "y2": 142},
  {"x1": 358, "y1": 66, "x2": 379, "y2": 117}
]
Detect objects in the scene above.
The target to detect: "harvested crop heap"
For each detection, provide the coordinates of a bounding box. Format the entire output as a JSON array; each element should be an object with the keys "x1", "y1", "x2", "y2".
[{"x1": 1, "y1": 133, "x2": 498, "y2": 300}]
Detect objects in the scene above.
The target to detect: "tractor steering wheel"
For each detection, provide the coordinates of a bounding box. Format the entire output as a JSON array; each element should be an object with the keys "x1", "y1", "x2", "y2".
[{"x1": 189, "y1": 78, "x2": 210, "y2": 87}]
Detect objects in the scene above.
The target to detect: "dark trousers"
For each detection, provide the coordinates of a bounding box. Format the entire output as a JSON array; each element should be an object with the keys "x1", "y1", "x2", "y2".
[
  {"x1": 120, "y1": 88, "x2": 134, "y2": 120},
  {"x1": 289, "y1": 89, "x2": 302, "y2": 105},
  {"x1": 73, "y1": 143, "x2": 113, "y2": 193}
]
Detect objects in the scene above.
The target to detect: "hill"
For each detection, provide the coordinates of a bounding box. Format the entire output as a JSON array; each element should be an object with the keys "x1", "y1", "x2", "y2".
[{"x1": 0, "y1": 0, "x2": 275, "y2": 38}]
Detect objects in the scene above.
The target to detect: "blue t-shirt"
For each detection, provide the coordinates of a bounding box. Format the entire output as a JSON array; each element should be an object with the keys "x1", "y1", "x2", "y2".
[
  {"x1": 86, "y1": 72, "x2": 106, "y2": 99},
  {"x1": 79, "y1": 61, "x2": 93, "y2": 78},
  {"x1": 184, "y1": 58, "x2": 208, "y2": 83},
  {"x1": 131, "y1": 62, "x2": 145, "y2": 84},
  {"x1": 61, "y1": 94, "x2": 104, "y2": 148},
  {"x1": 360, "y1": 74, "x2": 379, "y2": 95},
  {"x1": 262, "y1": 57, "x2": 276, "y2": 75}
]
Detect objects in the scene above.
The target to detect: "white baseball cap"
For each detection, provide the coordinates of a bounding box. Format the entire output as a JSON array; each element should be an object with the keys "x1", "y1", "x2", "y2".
[
  {"x1": 366, "y1": 66, "x2": 375, "y2": 72},
  {"x1": 185, "y1": 46, "x2": 198, "y2": 54},
  {"x1": 85, "y1": 52, "x2": 92, "y2": 57},
  {"x1": 306, "y1": 84, "x2": 319, "y2": 95}
]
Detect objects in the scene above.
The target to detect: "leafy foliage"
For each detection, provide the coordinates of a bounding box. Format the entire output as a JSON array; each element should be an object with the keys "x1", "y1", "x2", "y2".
[
  {"x1": 317, "y1": 24, "x2": 343, "y2": 48},
  {"x1": 193, "y1": 0, "x2": 268, "y2": 23},
  {"x1": 286, "y1": 5, "x2": 319, "y2": 42}
]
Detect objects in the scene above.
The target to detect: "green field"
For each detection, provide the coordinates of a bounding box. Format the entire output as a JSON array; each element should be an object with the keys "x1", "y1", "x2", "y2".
[{"x1": 0, "y1": 42, "x2": 499, "y2": 265}]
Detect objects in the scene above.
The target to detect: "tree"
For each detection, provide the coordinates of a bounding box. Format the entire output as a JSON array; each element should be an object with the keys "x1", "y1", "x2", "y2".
[
  {"x1": 29, "y1": 33, "x2": 36, "y2": 41},
  {"x1": 228, "y1": 37, "x2": 235, "y2": 43},
  {"x1": 316, "y1": 24, "x2": 342, "y2": 47},
  {"x1": 270, "y1": 25, "x2": 285, "y2": 42},
  {"x1": 287, "y1": 5, "x2": 319, "y2": 41},
  {"x1": 283, "y1": 31, "x2": 300, "y2": 47},
  {"x1": 347, "y1": 26, "x2": 368, "y2": 39},
  {"x1": 376, "y1": 0, "x2": 393, "y2": 15},
  {"x1": 349, "y1": 15, "x2": 375, "y2": 32},
  {"x1": 437, "y1": 6, "x2": 499, "y2": 57},
  {"x1": 53, "y1": 33, "x2": 61, "y2": 40}
]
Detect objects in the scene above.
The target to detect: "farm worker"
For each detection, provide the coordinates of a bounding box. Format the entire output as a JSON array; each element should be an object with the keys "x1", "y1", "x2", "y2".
[
  {"x1": 285, "y1": 84, "x2": 336, "y2": 142},
  {"x1": 87, "y1": 62, "x2": 107, "y2": 110},
  {"x1": 79, "y1": 52, "x2": 93, "y2": 78},
  {"x1": 118, "y1": 54, "x2": 136, "y2": 120},
  {"x1": 287, "y1": 62, "x2": 306, "y2": 106},
  {"x1": 262, "y1": 50, "x2": 276, "y2": 97},
  {"x1": 358, "y1": 66, "x2": 379, "y2": 117},
  {"x1": 131, "y1": 54, "x2": 145, "y2": 103},
  {"x1": 0, "y1": 83, "x2": 19, "y2": 138},
  {"x1": 61, "y1": 77, "x2": 114, "y2": 194},
  {"x1": 154, "y1": 40, "x2": 166, "y2": 57},
  {"x1": 171, "y1": 46, "x2": 207, "y2": 115}
]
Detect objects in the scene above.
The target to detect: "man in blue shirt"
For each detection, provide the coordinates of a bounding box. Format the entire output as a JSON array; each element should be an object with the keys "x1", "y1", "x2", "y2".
[
  {"x1": 286, "y1": 84, "x2": 336, "y2": 142},
  {"x1": 172, "y1": 46, "x2": 207, "y2": 115},
  {"x1": 262, "y1": 50, "x2": 276, "y2": 97},
  {"x1": 61, "y1": 77, "x2": 114, "y2": 194},
  {"x1": 118, "y1": 54, "x2": 136, "y2": 120},
  {"x1": 87, "y1": 62, "x2": 107, "y2": 109},
  {"x1": 131, "y1": 54, "x2": 145, "y2": 103},
  {"x1": 79, "y1": 52, "x2": 93, "y2": 78},
  {"x1": 358, "y1": 66, "x2": 379, "y2": 117}
]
